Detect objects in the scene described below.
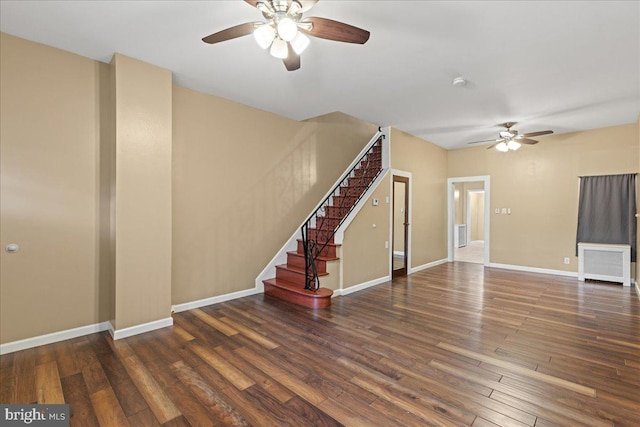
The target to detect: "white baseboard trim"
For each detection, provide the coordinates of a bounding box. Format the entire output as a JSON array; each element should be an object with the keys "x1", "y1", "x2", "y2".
[
  {"x1": 410, "y1": 258, "x2": 448, "y2": 274},
  {"x1": 171, "y1": 287, "x2": 262, "y2": 314},
  {"x1": 109, "y1": 317, "x2": 173, "y2": 341},
  {"x1": 0, "y1": 321, "x2": 111, "y2": 355},
  {"x1": 334, "y1": 276, "x2": 391, "y2": 297},
  {"x1": 488, "y1": 262, "x2": 578, "y2": 278}
]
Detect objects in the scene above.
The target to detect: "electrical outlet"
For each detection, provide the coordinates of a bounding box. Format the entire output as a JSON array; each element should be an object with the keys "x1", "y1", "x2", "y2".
[
  {"x1": 385, "y1": 241, "x2": 389, "y2": 249},
  {"x1": 563, "y1": 257, "x2": 570, "y2": 265}
]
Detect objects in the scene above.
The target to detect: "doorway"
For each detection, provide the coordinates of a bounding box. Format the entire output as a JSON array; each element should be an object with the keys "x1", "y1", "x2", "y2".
[
  {"x1": 457, "y1": 189, "x2": 485, "y2": 263},
  {"x1": 447, "y1": 176, "x2": 490, "y2": 265},
  {"x1": 392, "y1": 175, "x2": 409, "y2": 278}
]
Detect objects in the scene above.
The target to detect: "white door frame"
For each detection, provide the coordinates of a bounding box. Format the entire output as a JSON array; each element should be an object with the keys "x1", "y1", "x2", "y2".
[
  {"x1": 447, "y1": 176, "x2": 490, "y2": 265},
  {"x1": 466, "y1": 189, "x2": 485, "y2": 244}
]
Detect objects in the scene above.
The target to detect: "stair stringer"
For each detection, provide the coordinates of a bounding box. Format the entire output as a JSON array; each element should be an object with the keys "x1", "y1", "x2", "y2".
[{"x1": 255, "y1": 127, "x2": 390, "y2": 293}]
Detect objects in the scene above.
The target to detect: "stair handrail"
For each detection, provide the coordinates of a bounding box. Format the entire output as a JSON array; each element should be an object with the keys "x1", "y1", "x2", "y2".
[{"x1": 301, "y1": 134, "x2": 385, "y2": 292}]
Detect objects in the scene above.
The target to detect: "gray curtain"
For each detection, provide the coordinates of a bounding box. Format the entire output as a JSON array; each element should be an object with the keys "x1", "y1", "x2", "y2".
[{"x1": 576, "y1": 173, "x2": 636, "y2": 261}]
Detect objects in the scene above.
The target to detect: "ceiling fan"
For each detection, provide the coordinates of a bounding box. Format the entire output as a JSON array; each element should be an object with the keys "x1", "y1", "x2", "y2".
[
  {"x1": 201, "y1": 0, "x2": 370, "y2": 71},
  {"x1": 467, "y1": 122, "x2": 554, "y2": 152}
]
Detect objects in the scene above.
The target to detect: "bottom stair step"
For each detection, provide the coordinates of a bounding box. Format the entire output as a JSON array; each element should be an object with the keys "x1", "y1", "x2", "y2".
[{"x1": 263, "y1": 278, "x2": 333, "y2": 309}]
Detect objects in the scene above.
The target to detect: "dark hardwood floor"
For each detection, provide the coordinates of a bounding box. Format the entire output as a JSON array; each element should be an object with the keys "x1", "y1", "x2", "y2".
[{"x1": 2, "y1": 262, "x2": 639, "y2": 426}]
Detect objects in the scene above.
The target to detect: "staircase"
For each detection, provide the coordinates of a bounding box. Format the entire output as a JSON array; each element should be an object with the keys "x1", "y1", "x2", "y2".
[{"x1": 263, "y1": 137, "x2": 384, "y2": 308}]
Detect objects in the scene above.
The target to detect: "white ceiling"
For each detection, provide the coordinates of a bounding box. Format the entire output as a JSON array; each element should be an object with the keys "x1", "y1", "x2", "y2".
[{"x1": 1, "y1": 1, "x2": 639, "y2": 150}]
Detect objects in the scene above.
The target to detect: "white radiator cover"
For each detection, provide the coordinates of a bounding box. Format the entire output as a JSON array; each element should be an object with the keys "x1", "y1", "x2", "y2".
[
  {"x1": 454, "y1": 224, "x2": 467, "y2": 248},
  {"x1": 578, "y1": 243, "x2": 631, "y2": 286}
]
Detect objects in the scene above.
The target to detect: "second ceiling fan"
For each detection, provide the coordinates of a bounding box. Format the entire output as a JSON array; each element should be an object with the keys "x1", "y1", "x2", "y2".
[
  {"x1": 202, "y1": 0, "x2": 370, "y2": 71},
  {"x1": 468, "y1": 122, "x2": 554, "y2": 152}
]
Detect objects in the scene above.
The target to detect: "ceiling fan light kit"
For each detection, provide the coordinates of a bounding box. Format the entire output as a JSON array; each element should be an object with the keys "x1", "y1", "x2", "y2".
[
  {"x1": 467, "y1": 122, "x2": 553, "y2": 152},
  {"x1": 496, "y1": 142, "x2": 509, "y2": 152},
  {"x1": 507, "y1": 140, "x2": 521, "y2": 151},
  {"x1": 253, "y1": 23, "x2": 276, "y2": 48},
  {"x1": 270, "y1": 37, "x2": 289, "y2": 58},
  {"x1": 290, "y1": 31, "x2": 310, "y2": 54},
  {"x1": 202, "y1": 0, "x2": 370, "y2": 71},
  {"x1": 277, "y1": 17, "x2": 298, "y2": 41}
]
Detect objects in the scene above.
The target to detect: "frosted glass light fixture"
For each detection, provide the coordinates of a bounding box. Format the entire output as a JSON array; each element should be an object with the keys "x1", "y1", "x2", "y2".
[
  {"x1": 496, "y1": 142, "x2": 509, "y2": 152},
  {"x1": 270, "y1": 37, "x2": 289, "y2": 59},
  {"x1": 277, "y1": 17, "x2": 298, "y2": 41},
  {"x1": 507, "y1": 140, "x2": 521, "y2": 151},
  {"x1": 290, "y1": 32, "x2": 310, "y2": 54},
  {"x1": 254, "y1": 24, "x2": 276, "y2": 49}
]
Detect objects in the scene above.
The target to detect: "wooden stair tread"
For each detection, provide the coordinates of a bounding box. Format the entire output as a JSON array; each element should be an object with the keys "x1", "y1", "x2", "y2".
[
  {"x1": 275, "y1": 264, "x2": 329, "y2": 277},
  {"x1": 296, "y1": 238, "x2": 341, "y2": 247},
  {"x1": 263, "y1": 278, "x2": 333, "y2": 297},
  {"x1": 286, "y1": 251, "x2": 339, "y2": 262},
  {"x1": 263, "y1": 278, "x2": 333, "y2": 308}
]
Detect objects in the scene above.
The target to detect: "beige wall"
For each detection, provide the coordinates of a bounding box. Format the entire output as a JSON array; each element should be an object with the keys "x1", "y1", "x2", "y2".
[
  {"x1": 172, "y1": 86, "x2": 377, "y2": 304},
  {"x1": 342, "y1": 173, "x2": 391, "y2": 288},
  {"x1": 469, "y1": 191, "x2": 485, "y2": 241},
  {"x1": 390, "y1": 129, "x2": 448, "y2": 268},
  {"x1": 454, "y1": 182, "x2": 464, "y2": 224},
  {"x1": 449, "y1": 124, "x2": 638, "y2": 271},
  {"x1": 113, "y1": 54, "x2": 173, "y2": 330},
  {"x1": 0, "y1": 33, "x2": 105, "y2": 343}
]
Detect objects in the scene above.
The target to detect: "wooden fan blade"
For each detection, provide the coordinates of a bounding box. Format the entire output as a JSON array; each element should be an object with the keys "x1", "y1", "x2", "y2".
[
  {"x1": 522, "y1": 130, "x2": 553, "y2": 138},
  {"x1": 202, "y1": 22, "x2": 257, "y2": 44},
  {"x1": 301, "y1": 17, "x2": 370, "y2": 44},
  {"x1": 468, "y1": 138, "x2": 501, "y2": 145},
  {"x1": 283, "y1": 44, "x2": 300, "y2": 71},
  {"x1": 519, "y1": 138, "x2": 538, "y2": 145}
]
